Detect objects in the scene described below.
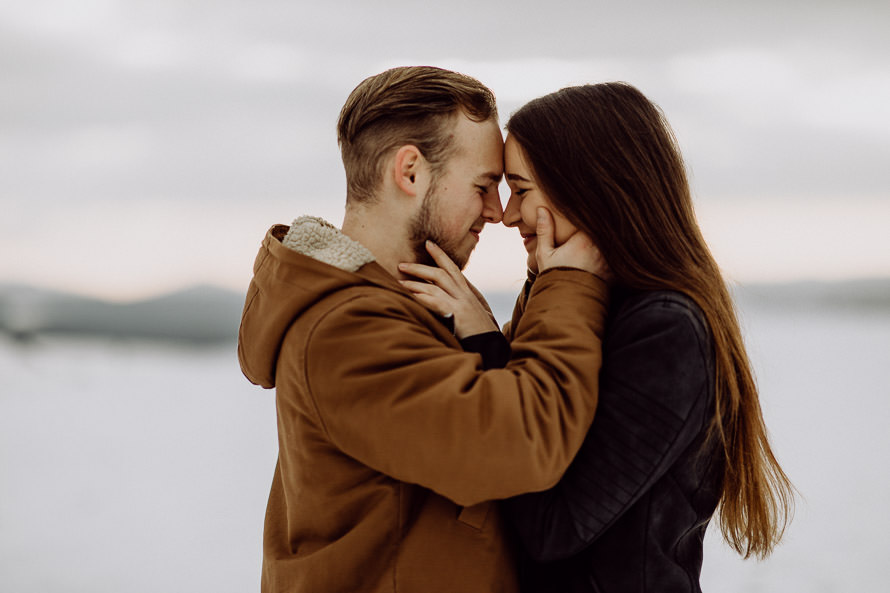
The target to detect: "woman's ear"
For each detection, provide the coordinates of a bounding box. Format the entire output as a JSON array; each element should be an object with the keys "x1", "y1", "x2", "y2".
[{"x1": 393, "y1": 145, "x2": 423, "y2": 197}]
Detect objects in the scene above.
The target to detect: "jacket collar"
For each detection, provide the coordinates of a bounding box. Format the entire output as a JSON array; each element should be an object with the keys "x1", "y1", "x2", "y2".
[
  {"x1": 281, "y1": 216, "x2": 455, "y2": 332},
  {"x1": 281, "y1": 216, "x2": 376, "y2": 273}
]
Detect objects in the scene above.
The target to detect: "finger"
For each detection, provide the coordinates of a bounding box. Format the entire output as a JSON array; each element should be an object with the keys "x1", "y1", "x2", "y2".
[
  {"x1": 398, "y1": 262, "x2": 451, "y2": 284},
  {"x1": 425, "y1": 241, "x2": 462, "y2": 275},
  {"x1": 535, "y1": 207, "x2": 555, "y2": 257},
  {"x1": 399, "y1": 260, "x2": 460, "y2": 296},
  {"x1": 399, "y1": 279, "x2": 447, "y2": 297},
  {"x1": 399, "y1": 282, "x2": 453, "y2": 317},
  {"x1": 411, "y1": 293, "x2": 453, "y2": 318}
]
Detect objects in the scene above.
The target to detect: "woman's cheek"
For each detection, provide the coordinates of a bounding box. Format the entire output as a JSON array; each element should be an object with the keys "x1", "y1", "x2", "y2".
[
  {"x1": 520, "y1": 202, "x2": 538, "y2": 228},
  {"x1": 554, "y1": 215, "x2": 579, "y2": 245}
]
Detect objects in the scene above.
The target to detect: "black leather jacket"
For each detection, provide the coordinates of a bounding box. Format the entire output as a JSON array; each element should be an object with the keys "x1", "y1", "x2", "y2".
[{"x1": 494, "y1": 286, "x2": 723, "y2": 593}]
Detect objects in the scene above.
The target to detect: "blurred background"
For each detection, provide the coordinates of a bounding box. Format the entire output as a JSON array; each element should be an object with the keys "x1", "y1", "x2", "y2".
[{"x1": 2, "y1": 1, "x2": 889, "y2": 591}]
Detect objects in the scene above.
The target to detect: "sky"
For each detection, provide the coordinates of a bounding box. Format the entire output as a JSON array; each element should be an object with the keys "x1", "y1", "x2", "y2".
[{"x1": 2, "y1": 0, "x2": 889, "y2": 300}]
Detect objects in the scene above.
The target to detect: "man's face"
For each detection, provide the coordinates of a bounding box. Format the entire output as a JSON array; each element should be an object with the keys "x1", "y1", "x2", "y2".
[{"x1": 409, "y1": 114, "x2": 504, "y2": 269}]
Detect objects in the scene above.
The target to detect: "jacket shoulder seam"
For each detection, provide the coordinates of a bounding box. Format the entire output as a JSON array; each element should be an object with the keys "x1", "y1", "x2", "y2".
[
  {"x1": 619, "y1": 291, "x2": 707, "y2": 330},
  {"x1": 300, "y1": 287, "x2": 417, "y2": 440},
  {"x1": 299, "y1": 288, "x2": 376, "y2": 438}
]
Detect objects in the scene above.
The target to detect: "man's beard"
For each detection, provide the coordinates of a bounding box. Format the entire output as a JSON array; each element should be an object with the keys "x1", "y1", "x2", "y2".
[{"x1": 407, "y1": 180, "x2": 472, "y2": 270}]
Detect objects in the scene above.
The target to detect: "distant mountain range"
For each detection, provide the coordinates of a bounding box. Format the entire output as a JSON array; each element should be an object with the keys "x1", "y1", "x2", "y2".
[
  {"x1": 730, "y1": 277, "x2": 890, "y2": 314},
  {"x1": 1, "y1": 278, "x2": 888, "y2": 345},
  {"x1": 0, "y1": 284, "x2": 245, "y2": 345}
]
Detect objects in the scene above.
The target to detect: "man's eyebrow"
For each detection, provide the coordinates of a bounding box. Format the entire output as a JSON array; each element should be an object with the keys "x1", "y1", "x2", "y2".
[
  {"x1": 476, "y1": 172, "x2": 503, "y2": 185},
  {"x1": 507, "y1": 173, "x2": 531, "y2": 182}
]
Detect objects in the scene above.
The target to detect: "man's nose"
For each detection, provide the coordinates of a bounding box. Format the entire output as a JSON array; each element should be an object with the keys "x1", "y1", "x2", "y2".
[{"x1": 482, "y1": 187, "x2": 504, "y2": 224}]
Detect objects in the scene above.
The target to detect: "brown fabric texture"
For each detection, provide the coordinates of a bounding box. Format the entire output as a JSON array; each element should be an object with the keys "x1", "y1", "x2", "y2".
[{"x1": 238, "y1": 220, "x2": 608, "y2": 593}]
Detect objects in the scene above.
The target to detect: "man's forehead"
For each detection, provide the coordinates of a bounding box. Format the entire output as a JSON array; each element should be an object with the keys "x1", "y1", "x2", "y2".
[{"x1": 450, "y1": 115, "x2": 504, "y2": 178}]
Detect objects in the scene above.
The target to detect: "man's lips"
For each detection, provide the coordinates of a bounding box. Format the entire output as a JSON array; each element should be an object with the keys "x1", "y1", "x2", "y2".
[{"x1": 521, "y1": 233, "x2": 537, "y2": 246}]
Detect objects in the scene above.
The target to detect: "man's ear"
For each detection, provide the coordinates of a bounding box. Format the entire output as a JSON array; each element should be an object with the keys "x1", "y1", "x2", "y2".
[{"x1": 393, "y1": 145, "x2": 424, "y2": 197}]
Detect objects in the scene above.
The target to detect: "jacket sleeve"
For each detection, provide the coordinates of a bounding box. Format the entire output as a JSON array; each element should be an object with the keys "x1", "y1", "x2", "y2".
[
  {"x1": 504, "y1": 295, "x2": 713, "y2": 562},
  {"x1": 301, "y1": 268, "x2": 608, "y2": 507},
  {"x1": 459, "y1": 331, "x2": 511, "y2": 370},
  {"x1": 502, "y1": 273, "x2": 535, "y2": 341}
]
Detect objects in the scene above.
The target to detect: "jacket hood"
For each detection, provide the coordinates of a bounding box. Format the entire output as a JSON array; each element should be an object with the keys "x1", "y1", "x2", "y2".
[{"x1": 237, "y1": 216, "x2": 379, "y2": 388}]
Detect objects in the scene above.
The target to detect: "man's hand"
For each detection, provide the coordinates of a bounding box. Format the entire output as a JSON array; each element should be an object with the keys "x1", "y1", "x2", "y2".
[{"x1": 536, "y1": 207, "x2": 611, "y2": 281}]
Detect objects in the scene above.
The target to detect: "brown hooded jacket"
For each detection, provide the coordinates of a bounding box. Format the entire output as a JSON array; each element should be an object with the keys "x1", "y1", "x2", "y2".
[{"x1": 238, "y1": 217, "x2": 608, "y2": 592}]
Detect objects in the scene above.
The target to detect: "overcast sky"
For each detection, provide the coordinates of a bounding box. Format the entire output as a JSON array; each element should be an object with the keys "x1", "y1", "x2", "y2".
[{"x1": 2, "y1": 0, "x2": 889, "y2": 299}]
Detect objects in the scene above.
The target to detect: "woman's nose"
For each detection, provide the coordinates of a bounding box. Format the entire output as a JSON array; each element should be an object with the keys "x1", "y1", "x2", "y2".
[{"x1": 502, "y1": 194, "x2": 520, "y2": 227}]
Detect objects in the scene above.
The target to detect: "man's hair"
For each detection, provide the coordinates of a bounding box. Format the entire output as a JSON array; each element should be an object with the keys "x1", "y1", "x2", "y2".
[{"x1": 337, "y1": 66, "x2": 497, "y2": 203}]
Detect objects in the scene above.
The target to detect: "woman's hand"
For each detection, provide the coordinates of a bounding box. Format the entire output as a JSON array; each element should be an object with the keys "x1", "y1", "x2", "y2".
[
  {"x1": 535, "y1": 207, "x2": 611, "y2": 281},
  {"x1": 398, "y1": 241, "x2": 499, "y2": 339}
]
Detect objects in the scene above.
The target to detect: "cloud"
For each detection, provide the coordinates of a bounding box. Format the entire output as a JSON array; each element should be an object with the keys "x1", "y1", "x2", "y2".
[{"x1": 2, "y1": 0, "x2": 889, "y2": 296}]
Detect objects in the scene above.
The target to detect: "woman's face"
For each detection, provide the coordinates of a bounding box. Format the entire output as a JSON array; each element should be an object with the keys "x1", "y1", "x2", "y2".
[{"x1": 503, "y1": 134, "x2": 578, "y2": 273}]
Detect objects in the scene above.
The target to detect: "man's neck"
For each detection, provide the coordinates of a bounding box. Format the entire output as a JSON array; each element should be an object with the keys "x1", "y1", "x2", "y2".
[{"x1": 341, "y1": 207, "x2": 415, "y2": 280}]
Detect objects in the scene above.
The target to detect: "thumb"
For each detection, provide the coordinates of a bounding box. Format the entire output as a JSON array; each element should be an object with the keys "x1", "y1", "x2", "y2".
[{"x1": 535, "y1": 207, "x2": 555, "y2": 255}]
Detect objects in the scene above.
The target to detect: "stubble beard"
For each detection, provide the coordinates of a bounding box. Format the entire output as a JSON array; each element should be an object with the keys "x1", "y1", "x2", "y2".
[{"x1": 407, "y1": 179, "x2": 473, "y2": 270}]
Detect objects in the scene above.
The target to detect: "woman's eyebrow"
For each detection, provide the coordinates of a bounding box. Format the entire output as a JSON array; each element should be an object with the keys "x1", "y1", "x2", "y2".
[{"x1": 507, "y1": 173, "x2": 531, "y2": 182}]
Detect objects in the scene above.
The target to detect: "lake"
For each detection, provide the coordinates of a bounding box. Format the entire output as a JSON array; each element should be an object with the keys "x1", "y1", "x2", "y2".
[{"x1": 1, "y1": 298, "x2": 888, "y2": 591}]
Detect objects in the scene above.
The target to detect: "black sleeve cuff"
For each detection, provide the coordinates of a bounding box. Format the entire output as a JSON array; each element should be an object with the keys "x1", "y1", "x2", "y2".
[{"x1": 460, "y1": 331, "x2": 511, "y2": 370}]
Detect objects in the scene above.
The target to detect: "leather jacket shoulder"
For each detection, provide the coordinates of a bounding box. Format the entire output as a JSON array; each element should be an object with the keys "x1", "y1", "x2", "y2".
[{"x1": 505, "y1": 288, "x2": 721, "y2": 593}]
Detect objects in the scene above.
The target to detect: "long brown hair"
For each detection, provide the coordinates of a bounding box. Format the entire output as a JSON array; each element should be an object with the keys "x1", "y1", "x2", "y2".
[{"x1": 506, "y1": 82, "x2": 794, "y2": 558}]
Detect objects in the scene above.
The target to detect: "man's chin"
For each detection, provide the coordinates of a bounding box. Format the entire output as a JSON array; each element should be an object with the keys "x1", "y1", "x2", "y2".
[
  {"x1": 444, "y1": 246, "x2": 472, "y2": 271},
  {"x1": 450, "y1": 249, "x2": 471, "y2": 271},
  {"x1": 455, "y1": 240, "x2": 479, "y2": 271},
  {"x1": 411, "y1": 231, "x2": 475, "y2": 270},
  {"x1": 412, "y1": 243, "x2": 437, "y2": 268},
  {"x1": 411, "y1": 241, "x2": 469, "y2": 270}
]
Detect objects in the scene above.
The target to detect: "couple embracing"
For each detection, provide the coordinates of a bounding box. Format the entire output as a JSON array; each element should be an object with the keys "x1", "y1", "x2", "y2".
[{"x1": 237, "y1": 66, "x2": 793, "y2": 593}]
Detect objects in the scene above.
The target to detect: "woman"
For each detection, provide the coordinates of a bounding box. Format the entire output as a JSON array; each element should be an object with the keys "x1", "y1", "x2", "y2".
[{"x1": 402, "y1": 82, "x2": 794, "y2": 592}]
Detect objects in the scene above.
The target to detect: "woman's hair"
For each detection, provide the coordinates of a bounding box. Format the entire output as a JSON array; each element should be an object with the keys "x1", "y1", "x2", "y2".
[
  {"x1": 506, "y1": 82, "x2": 794, "y2": 559},
  {"x1": 337, "y1": 66, "x2": 497, "y2": 203}
]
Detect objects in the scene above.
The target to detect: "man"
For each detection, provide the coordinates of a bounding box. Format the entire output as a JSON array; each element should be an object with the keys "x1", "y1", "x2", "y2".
[{"x1": 238, "y1": 66, "x2": 609, "y2": 592}]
